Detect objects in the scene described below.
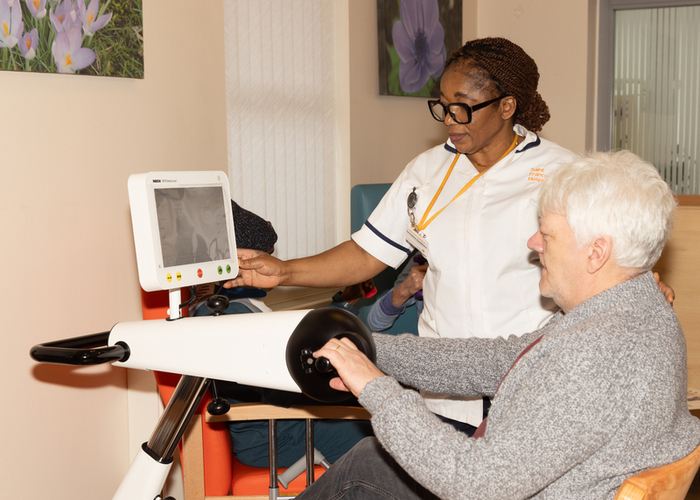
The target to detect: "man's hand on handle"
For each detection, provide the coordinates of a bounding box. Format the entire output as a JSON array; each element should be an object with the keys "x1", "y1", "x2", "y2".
[{"x1": 313, "y1": 337, "x2": 385, "y2": 398}]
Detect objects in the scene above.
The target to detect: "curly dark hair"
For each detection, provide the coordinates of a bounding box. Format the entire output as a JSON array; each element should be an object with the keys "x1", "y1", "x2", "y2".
[{"x1": 444, "y1": 37, "x2": 550, "y2": 132}]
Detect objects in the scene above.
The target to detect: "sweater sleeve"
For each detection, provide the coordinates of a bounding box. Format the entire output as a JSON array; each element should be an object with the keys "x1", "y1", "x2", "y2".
[
  {"x1": 371, "y1": 330, "x2": 538, "y2": 397},
  {"x1": 366, "y1": 290, "x2": 417, "y2": 332},
  {"x1": 366, "y1": 258, "x2": 421, "y2": 332},
  {"x1": 359, "y1": 323, "x2": 634, "y2": 500}
]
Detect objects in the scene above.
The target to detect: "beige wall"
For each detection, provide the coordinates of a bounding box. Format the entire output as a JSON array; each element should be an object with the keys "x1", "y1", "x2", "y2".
[
  {"x1": 2, "y1": 1, "x2": 600, "y2": 498},
  {"x1": 348, "y1": 0, "x2": 596, "y2": 188},
  {"x1": 0, "y1": 1, "x2": 227, "y2": 498},
  {"x1": 348, "y1": 0, "x2": 471, "y2": 186},
  {"x1": 476, "y1": 0, "x2": 596, "y2": 154}
]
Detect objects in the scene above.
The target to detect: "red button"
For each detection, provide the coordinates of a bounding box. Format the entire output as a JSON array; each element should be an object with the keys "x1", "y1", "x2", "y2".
[{"x1": 197, "y1": 269, "x2": 203, "y2": 278}]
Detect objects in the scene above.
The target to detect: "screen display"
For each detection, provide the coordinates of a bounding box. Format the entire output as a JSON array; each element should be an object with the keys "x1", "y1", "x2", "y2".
[{"x1": 155, "y1": 186, "x2": 231, "y2": 267}]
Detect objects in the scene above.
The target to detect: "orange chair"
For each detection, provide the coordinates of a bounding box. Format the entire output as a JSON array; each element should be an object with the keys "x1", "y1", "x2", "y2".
[
  {"x1": 141, "y1": 288, "x2": 338, "y2": 499},
  {"x1": 205, "y1": 403, "x2": 370, "y2": 498},
  {"x1": 614, "y1": 442, "x2": 700, "y2": 500},
  {"x1": 154, "y1": 371, "x2": 336, "y2": 499}
]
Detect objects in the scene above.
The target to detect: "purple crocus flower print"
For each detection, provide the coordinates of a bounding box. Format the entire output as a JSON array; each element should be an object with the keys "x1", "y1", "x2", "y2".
[
  {"x1": 79, "y1": 0, "x2": 112, "y2": 37},
  {"x1": 392, "y1": 0, "x2": 446, "y2": 94},
  {"x1": 0, "y1": 0, "x2": 23, "y2": 49},
  {"x1": 51, "y1": 27, "x2": 95, "y2": 73},
  {"x1": 19, "y1": 27, "x2": 38, "y2": 59},
  {"x1": 26, "y1": 0, "x2": 47, "y2": 19},
  {"x1": 50, "y1": 0, "x2": 81, "y2": 34}
]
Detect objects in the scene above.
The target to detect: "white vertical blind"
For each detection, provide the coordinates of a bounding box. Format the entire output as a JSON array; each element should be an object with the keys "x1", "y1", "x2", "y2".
[
  {"x1": 613, "y1": 5, "x2": 700, "y2": 194},
  {"x1": 224, "y1": 0, "x2": 337, "y2": 259}
]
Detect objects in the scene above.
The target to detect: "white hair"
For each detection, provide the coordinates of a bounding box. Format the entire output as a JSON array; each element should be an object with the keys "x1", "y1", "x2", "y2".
[{"x1": 538, "y1": 150, "x2": 677, "y2": 270}]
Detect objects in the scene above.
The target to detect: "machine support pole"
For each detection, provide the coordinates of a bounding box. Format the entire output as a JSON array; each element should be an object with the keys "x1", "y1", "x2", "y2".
[
  {"x1": 147, "y1": 375, "x2": 211, "y2": 460},
  {"x1": 305, "y1": 419, "x2": 315, "y2": 486},
  {"x1": 113, "y1": 375, "x2": 210, "y2": 500},
  {"x1": 269, "y1": 419, "x2": 280, "y2": 500}
]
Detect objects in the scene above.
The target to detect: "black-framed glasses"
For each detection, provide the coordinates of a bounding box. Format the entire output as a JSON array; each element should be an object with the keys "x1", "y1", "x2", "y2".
[{"x1": 427, "y1": 95, "x2": 509, "y2": 124}]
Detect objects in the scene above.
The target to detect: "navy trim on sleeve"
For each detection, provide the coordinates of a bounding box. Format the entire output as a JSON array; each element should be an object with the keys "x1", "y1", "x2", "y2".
[
  {"x1": 364, "y1": 221, "x2": 412, "y2": 256},
  {"x1": 517, "y1": 135, "x2": 541, "y2": 154}
]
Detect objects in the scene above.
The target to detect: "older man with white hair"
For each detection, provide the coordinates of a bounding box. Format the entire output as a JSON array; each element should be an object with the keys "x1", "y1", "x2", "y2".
[{"x1": 297, "y1": 151, "x2": 700, "y2": 500}]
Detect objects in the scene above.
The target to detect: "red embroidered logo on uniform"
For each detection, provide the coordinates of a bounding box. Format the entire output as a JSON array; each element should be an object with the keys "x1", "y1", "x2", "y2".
[{"x1": 528, "y1": 167, "x2": 546, "y2": 182}]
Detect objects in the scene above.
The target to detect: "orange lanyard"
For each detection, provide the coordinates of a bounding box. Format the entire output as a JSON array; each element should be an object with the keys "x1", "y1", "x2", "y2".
[{"x1": 416, "y1": 134, "x2": 519, "y2": 231}]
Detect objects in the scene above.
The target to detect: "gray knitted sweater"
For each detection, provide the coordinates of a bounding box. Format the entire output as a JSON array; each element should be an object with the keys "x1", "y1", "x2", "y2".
[{"x1": 358, "y1": 272, "x2": 700, "y2": 499}]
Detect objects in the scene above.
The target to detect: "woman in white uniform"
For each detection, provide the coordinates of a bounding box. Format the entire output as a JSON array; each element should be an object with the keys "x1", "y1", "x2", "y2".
[{"x1": 226, "y1": 37, "x2": 578, "y2": 432}]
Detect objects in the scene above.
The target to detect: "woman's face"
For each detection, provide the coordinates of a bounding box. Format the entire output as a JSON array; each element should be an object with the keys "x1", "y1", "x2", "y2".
[{"x1": 438, "y1": 66, "x2": 514, "y2": 155}]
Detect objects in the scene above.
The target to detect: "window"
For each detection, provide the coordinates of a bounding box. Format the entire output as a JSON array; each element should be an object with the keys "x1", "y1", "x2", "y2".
[{"x1": 598, "y1": 0, "x2": 700, "y2": 194}]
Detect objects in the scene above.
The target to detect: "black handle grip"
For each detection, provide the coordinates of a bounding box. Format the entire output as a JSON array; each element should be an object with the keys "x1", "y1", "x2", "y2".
[
  {"x1": 314, "y1": 356, "x2": 333, "y2": 373},
  {"x1": 286, "y1": 307, "x2": 376, "y2": 403},
  {"x1": 30, "y1": 331, "x2": 130, "y2": 365}
]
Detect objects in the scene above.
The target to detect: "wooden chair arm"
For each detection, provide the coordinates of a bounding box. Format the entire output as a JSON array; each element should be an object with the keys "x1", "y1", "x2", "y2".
[
  {"x1": 613, "y1": 442, "x2": 700, "y2": 500},
  {"x1": 206, "y1": 403, "x2": 370, "y2": 423}
]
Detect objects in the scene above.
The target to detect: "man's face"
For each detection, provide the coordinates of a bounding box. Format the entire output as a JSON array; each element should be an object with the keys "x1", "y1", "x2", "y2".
[{"x1": 527, "y1": 212, "x2": 589, "y2": 313}]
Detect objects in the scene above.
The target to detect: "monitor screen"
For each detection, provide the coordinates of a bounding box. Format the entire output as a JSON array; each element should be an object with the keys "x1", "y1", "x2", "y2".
[{"x1": 155, "y1": 186, "x2": 231, "y2": 267}]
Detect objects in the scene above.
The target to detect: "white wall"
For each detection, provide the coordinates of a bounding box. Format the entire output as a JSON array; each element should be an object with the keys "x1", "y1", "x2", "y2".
[{"x1": 0, "y1": 1, "x2": 228, "y2": 498}]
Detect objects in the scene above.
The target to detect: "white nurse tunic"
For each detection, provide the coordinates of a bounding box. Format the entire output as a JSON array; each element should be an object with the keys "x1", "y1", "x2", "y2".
[{"x1": 352, "y1": 125, "x2": 578, "y2": 426}]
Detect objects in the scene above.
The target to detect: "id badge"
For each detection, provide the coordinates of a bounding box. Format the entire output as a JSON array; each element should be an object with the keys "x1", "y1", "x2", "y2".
[{"x1": 406, "y1": 225, "x2": 429, "y2": 256}]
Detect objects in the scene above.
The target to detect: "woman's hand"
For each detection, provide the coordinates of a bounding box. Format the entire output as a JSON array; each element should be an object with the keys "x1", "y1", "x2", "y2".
[
  {"x1": 223, "y1": 248, "x2": 286, "y2": 289},
  {"x1": 391, "y1": 264, "x2": 428, "y2": 307},
  {"x1": 654, "y1": 272, "x2": 675, "y2": 305},
  {"x1": 338, "y1": 279, "x2": 377, "y2": 306},
  {"x1": 313, "y1": 337, "x2": 385, "y2": 398}
]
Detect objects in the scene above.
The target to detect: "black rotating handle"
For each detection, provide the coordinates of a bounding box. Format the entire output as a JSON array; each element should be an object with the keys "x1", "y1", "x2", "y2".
[
  {"x1": 286, "y1": 307, "x2": 375, "y2": 403},
  {"x1": 30, "y1": 331, "x2": 130, "y2": 365}
]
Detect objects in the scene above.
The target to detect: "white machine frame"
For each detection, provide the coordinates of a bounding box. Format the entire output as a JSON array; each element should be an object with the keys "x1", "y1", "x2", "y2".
[
  {"x1": 30, "y1": 171, "x2": 362, "y2": 500},
  {"x1": 108, "y1": 310, "x2": 312, "y2": 500},
  {"x1": 110, "y1": 312, "x2": 306, "y2": 394}
]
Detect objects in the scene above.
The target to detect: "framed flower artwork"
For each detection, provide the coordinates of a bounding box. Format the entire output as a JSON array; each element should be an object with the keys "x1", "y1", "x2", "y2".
[
  {"x1": 377, "y1": 0, "x2": 462, "y2": 97},
  {"x1": 0, "y1": 0, "x2": 143, "y2": 78}
]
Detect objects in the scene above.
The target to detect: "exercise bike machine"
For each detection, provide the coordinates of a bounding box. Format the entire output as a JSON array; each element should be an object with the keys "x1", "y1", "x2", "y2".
[{"x1": 30, "y1": 172, "x2": 375, "y2": 500}]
